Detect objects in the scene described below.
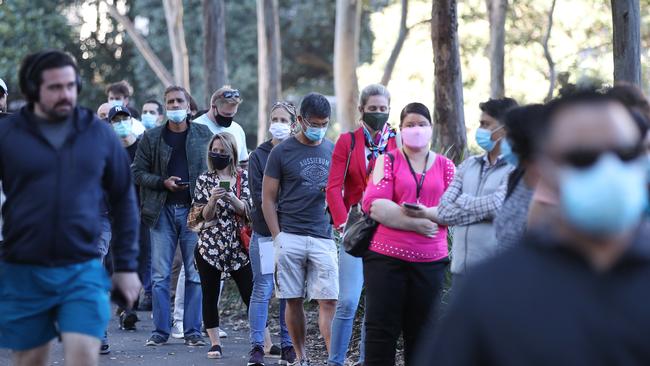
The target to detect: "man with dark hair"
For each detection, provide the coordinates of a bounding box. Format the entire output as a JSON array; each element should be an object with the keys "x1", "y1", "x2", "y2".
[
  {"x1": 0, "y1": 49, "x2": 141, "y2": 366},
  {"x1": 437, "y1": 97, "x2": 517, "y2": 283},
  {"x1": 426, "y1": 88, "x2": 650, "y2": 366},
  {"x1": 262, "y1": 92, "x2": 337, "y2": 365},
  {"x1": 141, "y1": 99, "x2": 164, "y2": 129},
  {"x1": 107, "y1": 80, "x2": 138, "y2": 117},
  {"x1": 106, "y1": 80, "x2": 145, "y2": 134},
  {"x1": 132, "y1": 85, "x2": 212, "y2": 347}
]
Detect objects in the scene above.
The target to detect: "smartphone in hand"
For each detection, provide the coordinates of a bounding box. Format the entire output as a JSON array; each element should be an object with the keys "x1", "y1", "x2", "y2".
[
  {"x1": 176, "y1": 181, "x2": 190, "y2": 186},
  {"x1": 219, "y1": 180, "x2": 231, "y2": 190},
  {"x1": 403, "y1": 202, "x2": 422, "y2": 210}
]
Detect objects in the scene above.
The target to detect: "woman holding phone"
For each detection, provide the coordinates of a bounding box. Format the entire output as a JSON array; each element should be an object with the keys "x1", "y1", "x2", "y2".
[
  {"x1": 361, "y1": 103, "x2": 455, "y2": 365},
  {"x1": 189, "y1": 132, "x2": 253, "y2": 359}
]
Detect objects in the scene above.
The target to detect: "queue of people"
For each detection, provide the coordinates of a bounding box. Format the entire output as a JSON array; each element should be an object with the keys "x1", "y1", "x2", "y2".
[{"x1": 0, "y1": 48, "x2": 649, "y2": 366}]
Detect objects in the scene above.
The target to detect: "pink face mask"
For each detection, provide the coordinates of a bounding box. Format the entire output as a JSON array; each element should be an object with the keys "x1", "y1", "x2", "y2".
[{"x1": 401, "y1": 125, "x2": 432, "y2": 148}]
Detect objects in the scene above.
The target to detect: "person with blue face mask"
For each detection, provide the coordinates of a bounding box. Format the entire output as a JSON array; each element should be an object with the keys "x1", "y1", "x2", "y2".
[
  {"x1": 493, "y1": 104, "x2": 547, "y2": 251},
  {"x1": 261, "y1": 93, "x2": 336, "y2": 365},
  {"x1": 426, "y1": 86, "x2": 650, "y2": 366},
  {"x1": 132, "y1": 86, "x2": 213, "y2": 348},
  {"x1": 436, "y1": 97, "x2": 517, "y2": 285},
  {"x1": 141, "y1": 99, "x2": 164, "y2": 130}
]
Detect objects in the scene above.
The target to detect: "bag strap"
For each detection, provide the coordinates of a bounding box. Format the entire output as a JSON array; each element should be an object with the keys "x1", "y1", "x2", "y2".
[
  {"x1": 236, "y1": 169, "x2": 242, "y2": 199},
  {"x1": 341, "y1": 132, "x2": 355, "y2": 187}
]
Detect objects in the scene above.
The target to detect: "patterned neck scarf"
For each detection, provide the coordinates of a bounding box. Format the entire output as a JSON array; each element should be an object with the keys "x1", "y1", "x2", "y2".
[{"x1": 363, "y1": 123, "x2": 396, "y2": 161}]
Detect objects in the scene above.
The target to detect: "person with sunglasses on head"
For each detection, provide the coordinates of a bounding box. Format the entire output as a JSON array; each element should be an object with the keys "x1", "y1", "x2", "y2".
[
  {"x1": 363, "y1": 103, "x2": 455, "y2": 365},
  {"x1": 436, "y1": 97, "x2": 517, "y2": 286},
  {"x1": 493, "y1": 104, "x2": 548, "y2": 251},
  {"x1": 424, "y1": 85, "x2": 650, "y2": 366},
  {"x1": 247, "y1": 101, "x2": 298, "y2": 366},
  {"x1": 325, "y1": 84, "x2": 398, "y2": 366},
  {"x1": 262, "y1": 93, "x2": 337, "y2": 366},
  {"x1": 193, "y1": 86, "x2": 249, "y2": 166}
]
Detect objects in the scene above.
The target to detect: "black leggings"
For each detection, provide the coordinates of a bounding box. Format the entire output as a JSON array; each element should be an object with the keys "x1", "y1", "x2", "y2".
[
  {"x1": 194, "y1": 250, "x2": 253, "y2": 329},
  {"x1": 363, "y1": 251, "x2": 449, "y2": 366}
]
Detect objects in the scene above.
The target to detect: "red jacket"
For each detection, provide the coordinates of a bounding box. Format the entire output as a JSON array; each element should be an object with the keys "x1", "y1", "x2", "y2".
[{"x1": 326, "y1": 127, "x2": 398, "y2": 228}]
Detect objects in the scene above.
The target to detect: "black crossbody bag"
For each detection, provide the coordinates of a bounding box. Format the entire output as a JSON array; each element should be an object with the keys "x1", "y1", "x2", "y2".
[{"x1": 342, "y1": 150, "x2": 395, "y2": 257}]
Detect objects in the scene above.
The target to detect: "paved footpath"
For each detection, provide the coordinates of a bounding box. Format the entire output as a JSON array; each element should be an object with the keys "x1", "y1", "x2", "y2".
[{"x1": 0, "y1": 309, "x2": 259, "y2": 366}]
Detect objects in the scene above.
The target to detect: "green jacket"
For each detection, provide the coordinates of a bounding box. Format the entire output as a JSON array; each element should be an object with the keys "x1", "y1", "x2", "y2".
[{"x1": 132, "y1": 121, "x2": 213, "y2": 227}]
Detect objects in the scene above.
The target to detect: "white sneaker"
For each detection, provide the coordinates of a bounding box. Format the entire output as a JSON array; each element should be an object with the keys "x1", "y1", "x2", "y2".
[
  {"x1": 218, "y1": 328, "x2": 228, "y2": 338},
  {"x1": 171, "y1": 322, "x2": 184, "y2": 339}
]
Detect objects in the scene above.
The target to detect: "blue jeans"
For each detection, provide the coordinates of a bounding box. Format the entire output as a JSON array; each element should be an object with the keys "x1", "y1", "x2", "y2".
[
  {"x1": 150, "y1": 204, "x2": 202, "y2": 339},
  {"x1": 328, "y1": 247, "x2": 365, "y2": 366},
  {"x1": 248, "y1": 232, "x2": 291, "y2": 348},
  {"x1": 138, "y1": 221, "x2": 152, "y2": 295}
]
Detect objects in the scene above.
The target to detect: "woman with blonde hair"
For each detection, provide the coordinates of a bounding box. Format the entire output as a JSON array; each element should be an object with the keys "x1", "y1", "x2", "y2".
[{"x1": 189, "y1": 132, "x2": 253, "y2": 359}]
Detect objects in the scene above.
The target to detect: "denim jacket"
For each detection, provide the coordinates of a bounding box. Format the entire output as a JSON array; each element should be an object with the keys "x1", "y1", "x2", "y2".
[{"x1": 132, "y1": 121, "x2": 213, "y2": 227}]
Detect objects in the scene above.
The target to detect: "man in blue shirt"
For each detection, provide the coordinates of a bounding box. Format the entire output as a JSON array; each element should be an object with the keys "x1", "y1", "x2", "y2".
[{"x1": 0, "y1": 50, "x2": 141, "y2": 366}]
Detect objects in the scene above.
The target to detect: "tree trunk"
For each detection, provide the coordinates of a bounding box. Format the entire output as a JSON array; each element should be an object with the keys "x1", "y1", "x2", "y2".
[
  {"x1": 105, "y1": 3, "x2": 174, "y2": 87},
  {"x1": 334, "y1": 0, "x2": 361, "y2": 132},
  {"x1": 542, "y1": 0, "x2": 557, "y2": 102},
  {"x1": 257, "y1": 0, "x2": 282, "y2": 145},
  {"x1": 431, "y1": 0, "x2": 466, "y2": 163},
  {"x1": 611, "y1": 0, "x2": 641, "y2": 86},
  {"x1": 162, "y1": 0, "x2": 191, "y2": 92},
  {"x1": 381, "y1": 0, "x2": 409, "y2": 86},
  {"x1": 203, "y1": 0, "x2": 228, "y2": 106},
  {"x1": 486, "y1": 0, "x2": 507, "y2": 99}
]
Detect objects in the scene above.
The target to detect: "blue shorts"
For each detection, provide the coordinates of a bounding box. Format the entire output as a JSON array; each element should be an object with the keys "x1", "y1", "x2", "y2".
[{"x1": 0, "y1": 259, "x2": 111, "y2": 351}]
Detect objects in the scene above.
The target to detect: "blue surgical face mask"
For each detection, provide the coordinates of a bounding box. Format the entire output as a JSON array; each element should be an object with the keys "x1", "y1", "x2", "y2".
[
  {"x1": 500, "y1": 139, "x2": 519, "y2": 166},
  {"x1": 166, "y1": 109, "x2": 187, "y2": 124},
  {"x1": 303, "y1": 122, "x2": 328, "y2": 142},
  {"x1": 112, "y1": 121, "x2": 132, "y2": 138},
  {"x1": 559, "y1": 154, "x2": 647, "y2": 236},
  {"x1": 141, "y1": 114, "x2": 158, "y2": 129},
  {"x1": 110, "y1": 99, "x2": 124, "y2": 108},
  {"x1": 475, "y1": 126, "x2": 503, "y2": 152}
]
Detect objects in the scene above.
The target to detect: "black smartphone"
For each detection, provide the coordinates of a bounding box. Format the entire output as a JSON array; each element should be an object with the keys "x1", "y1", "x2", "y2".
[
  {"x1": 176, "y1": 181, "x2": 190, "y2": 186},
  {"x1": 403, "y1": 202, "x2": 422, "y2": 210}
]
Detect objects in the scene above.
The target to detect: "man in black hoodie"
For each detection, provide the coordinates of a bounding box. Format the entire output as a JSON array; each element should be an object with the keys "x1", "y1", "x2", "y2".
[{"x1": 0, "y1": 50, "x2": 140, "y2": 366}]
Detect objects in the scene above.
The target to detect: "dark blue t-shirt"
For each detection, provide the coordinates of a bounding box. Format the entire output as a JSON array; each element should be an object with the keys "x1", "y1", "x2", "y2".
[
  {"x1": 162, "y1": 127, "x2": 191, "y2": 204},
  {"x1": 264, "y1": 136, "x2": 334, "y2": 239}
]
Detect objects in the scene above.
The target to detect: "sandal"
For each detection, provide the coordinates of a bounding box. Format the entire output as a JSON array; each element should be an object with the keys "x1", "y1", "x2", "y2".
[{"x1": 207, "y1": 344, "x2": 222, "y2": 359}]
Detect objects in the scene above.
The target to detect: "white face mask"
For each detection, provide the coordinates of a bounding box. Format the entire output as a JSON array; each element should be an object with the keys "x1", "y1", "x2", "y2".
[{"x1": 269, "y1": 122, "x2": 291, "y2": 140}]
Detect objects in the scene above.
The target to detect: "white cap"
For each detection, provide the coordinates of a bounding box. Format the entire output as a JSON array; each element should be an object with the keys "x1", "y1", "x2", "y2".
[{"x1": 0, "y1": 79, "x2": 7, "y2": 94}]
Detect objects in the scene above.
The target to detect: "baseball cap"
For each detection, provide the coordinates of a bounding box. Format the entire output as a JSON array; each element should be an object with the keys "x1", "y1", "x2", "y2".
[
  {"x1": 108, "y1": 105, "x2": 131, "y2": 121},
  {"x1": 0, "y1": 78, "x2": 7, "y2": 94}
]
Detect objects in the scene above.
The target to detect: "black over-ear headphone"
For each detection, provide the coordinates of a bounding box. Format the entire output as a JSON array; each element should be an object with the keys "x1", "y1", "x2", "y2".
[{"x1": 20, "y1": 50, "x2": 82, "y2": 102}]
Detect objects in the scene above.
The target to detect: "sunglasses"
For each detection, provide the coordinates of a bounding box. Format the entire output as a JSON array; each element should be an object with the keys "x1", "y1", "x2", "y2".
[
  {"x1": 557, "y1": 145, "x2": 644, "y2": 168},
  {"x1": 303, "y1": 117, "x2": 329, "y2": 128},
  {"x1": 222, "y1": 90, "x2": 240, "y2": 99}
]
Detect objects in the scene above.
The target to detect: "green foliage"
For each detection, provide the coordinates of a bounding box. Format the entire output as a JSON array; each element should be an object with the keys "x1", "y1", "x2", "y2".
[{"x1": 0, "y1": 0, "x2": 77, "y2": 106}]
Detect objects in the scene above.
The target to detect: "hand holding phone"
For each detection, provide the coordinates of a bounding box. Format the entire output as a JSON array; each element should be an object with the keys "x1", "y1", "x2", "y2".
[
  {"x1": 402, "y1": 202, "x2": 422, "y2": 210},
  {"x1": 176, "y1": 181, "x2": 190, "y2": 186},
  {"x1": 219, "y1": 180, "x2": 231, "y2": 190}
]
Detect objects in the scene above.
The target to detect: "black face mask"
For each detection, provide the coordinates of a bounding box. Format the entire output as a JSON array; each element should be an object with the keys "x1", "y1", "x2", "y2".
[
  {"x1": 214, "y1": 111, "x2": 233, "y2": 128},
  {"x1": 362, "y1": 112, "x2": 389, "y2": 131},
  {"x1": 209, "y1": 152, "x2": 232, "y2": 171}
]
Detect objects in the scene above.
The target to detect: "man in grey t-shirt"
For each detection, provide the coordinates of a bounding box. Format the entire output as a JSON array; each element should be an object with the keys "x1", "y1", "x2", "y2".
[{"x1": 262, "y1": 93, "x2": 337, "y2": 363}]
